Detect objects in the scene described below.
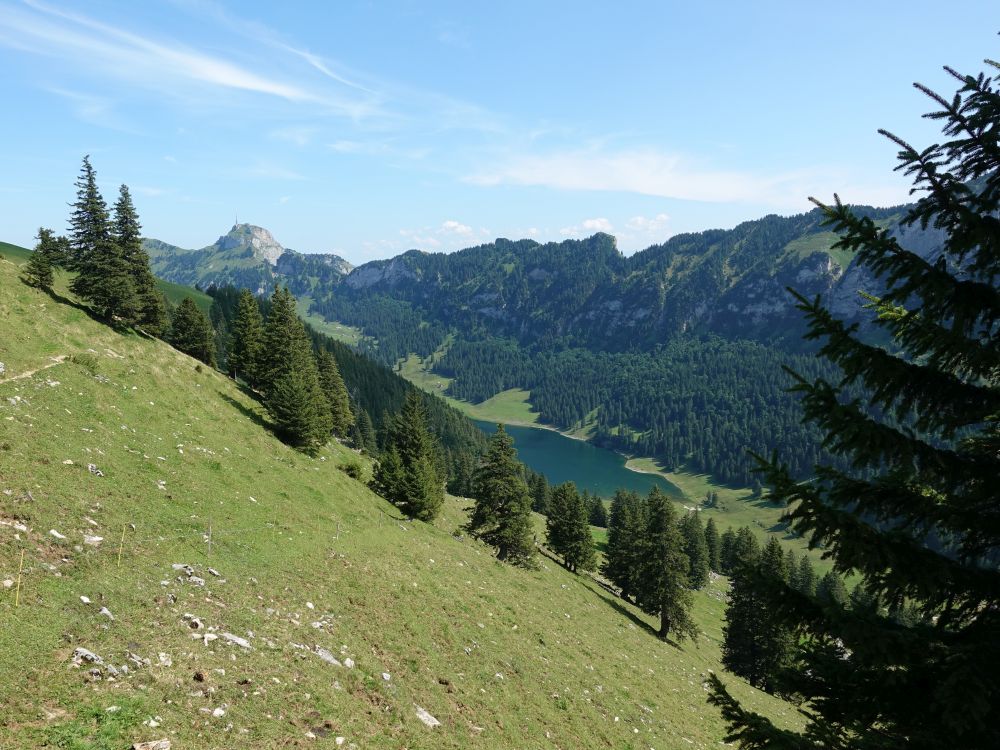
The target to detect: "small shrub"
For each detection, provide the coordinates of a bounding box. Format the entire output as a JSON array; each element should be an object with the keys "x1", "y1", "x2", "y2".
[
  {"x1": 338, "y1": 459, "x2": 364, "y2": 480},
  {"x1": 69, "y1": 352, "x2": 99, "y2": 374}
]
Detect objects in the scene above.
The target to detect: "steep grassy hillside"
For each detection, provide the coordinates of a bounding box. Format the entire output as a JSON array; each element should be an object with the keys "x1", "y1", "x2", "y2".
[{"x1": 0, "y1": 258, "x2": 798, "y2": 749}]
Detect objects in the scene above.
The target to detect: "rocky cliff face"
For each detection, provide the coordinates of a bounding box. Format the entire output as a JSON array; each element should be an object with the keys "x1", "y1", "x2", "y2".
[{"x1": 214, "y1": 224, "x2": 286, "y2": 266}]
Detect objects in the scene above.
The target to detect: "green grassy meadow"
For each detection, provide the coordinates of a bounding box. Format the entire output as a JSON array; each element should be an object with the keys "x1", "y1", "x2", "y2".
[{"x1": 0, "y1": 255, "x2": 800, "y2": 748}]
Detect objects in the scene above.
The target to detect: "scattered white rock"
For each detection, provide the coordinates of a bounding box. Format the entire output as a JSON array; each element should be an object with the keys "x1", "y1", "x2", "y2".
[
  {"x1": 414, "y1": 705, "x2": 441, "y2": 728},
  {"x1": 157, "y1": 652, "x2": 172, "y2": 667},
  {"x1": 87, "y1": 464, "x2": 104, "y2": 477},
  {"x1": 72, "y1": 647, "x2": 104, "y2": 665},
  {"x1": 335, "y1": 737, "x2": 346, "y2": 746},
  {"x1": 188, "y1": 576, "x2": 206, "y2": 587},
  {"x1": 207, "y1": 568, "x2": 221, "y2": 577},
  {"x1": 3, "y1": 579, "x2": 14, "y2": 589},
  {"x1": 80, "y1": 595, "x2": 92, "y2": 605},
  {"x1": 83, "y1": 535, "x2": 103, "y2": 546},
  {"x1": 313, "y1": 646, "x2": 342, "y2": 667},
  {"x1": 212, "y1": 707, "x2": 226, "y2": 718},
  {"x1": 99, "y1": 606, "x2": 114, "y2": 621},
  {"x1": 132, "y1": 740, "x2": 170, "y2": 750},
  {"x1": 221, "y1": 633, "x2": 251, "y2": 650},
  {"x1": 49, "y1": 529, "x2": 67, "y2": 540},
  {"x1": 343, "y1": 658, "x2": 355, "y2": 669},
  {"x1": 62, "y1": 459, "x2": 74, "y2": 465},
  {"x1": 105, "y1": 706, "x2": 120, "y2": 713},
  {"x1": 381, "y1": 672, "x2": 391, "y2": 681}
]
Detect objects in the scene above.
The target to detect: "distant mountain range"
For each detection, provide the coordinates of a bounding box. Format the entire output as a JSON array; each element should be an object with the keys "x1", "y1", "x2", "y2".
[{"x1": 145, "y1": 203, "x2": 943, "y2": 352}]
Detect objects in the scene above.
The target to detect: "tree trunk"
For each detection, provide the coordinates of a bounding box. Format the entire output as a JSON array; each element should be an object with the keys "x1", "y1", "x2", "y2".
[{"x1": 659, "y1": 602, "x2": 671, "y2": 640}]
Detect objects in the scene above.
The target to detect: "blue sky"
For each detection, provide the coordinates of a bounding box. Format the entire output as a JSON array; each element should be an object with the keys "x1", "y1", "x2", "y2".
[{"x1": 1, "y1": 1, "x2": 997, "y2": 264}]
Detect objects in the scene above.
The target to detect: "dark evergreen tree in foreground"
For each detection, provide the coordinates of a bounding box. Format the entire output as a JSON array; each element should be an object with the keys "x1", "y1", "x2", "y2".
[
  {"x1": 468, "y1": 425, "x2": 535, "y2": 566},
  {"x1": 169, "y1": 297, "x2": 216, "y2": 367},
  {"x1": 709, "y1": 57, "x2": 1000, "y2": 749},
  {"x1": 22, "y1": 227, "x2": 60, "y2": 290},
  {"x1": 635, "y1": 487, "x2": 696, "y2": 641},
  {"x1": 602, "y1": 489, "x2": 646, "y2": 601},
  {"x1": 371, "y1": 390, "x2": 443, "y2": 521},
  {"x1": 112, "y1": 184, "x2": 165, "y2": 335},
  {"x1": 228, "y1": 289, "x2": 264, "y2": 387},
  {"x1": 587, "y1": 493, "x2": 608, "y2": 528},
  {"x1": 546, "y1": 482, "x2": 597, "y2": 573}
]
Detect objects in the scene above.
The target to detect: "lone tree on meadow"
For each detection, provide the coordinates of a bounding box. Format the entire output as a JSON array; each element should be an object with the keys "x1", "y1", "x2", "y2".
[
  {"x1": 468, "y1": 425, "x2": 536, "y2": 566},
  {"x1": 709, "y1": 57, "x2": 1000, "y2": 749}
]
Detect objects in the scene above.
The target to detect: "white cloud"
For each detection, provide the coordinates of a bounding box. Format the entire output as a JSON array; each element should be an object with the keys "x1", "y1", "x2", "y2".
[
  {"x1": 582, "y1": 217, "x2": 613, "y2": 233},
  {"x1": 44, "y1": 87, "x2": 131, "y2": 131},
  {"x1": 278, "y1": 195, "x2": 291, "y2": 204},
  {"x1": 440, "y1": 220, "x2": 473, "y2": 237},
  {"x1": 134, "y1": 186, "x2": 167, "y2": 197},
  {"x1": 625, "y1": 213, "x2": 670, "y2": 233}
]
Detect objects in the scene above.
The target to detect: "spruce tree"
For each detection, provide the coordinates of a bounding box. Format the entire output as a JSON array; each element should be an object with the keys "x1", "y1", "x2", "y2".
[
  {"x1": 635, "y1": 487, "x2": 696, "y2": 641},
  {"x1": 260, "y1": 287, "x2": 331, "y2": 451},
  {"x1": 468, "y1": 425, "x2": 535, "y2": 566},
  {"x1": 228, "y1": 289, "x2": 265, "y2": 388},
  {"x1": 795, "y1": 554, "x2": 816, "y2": 598},
  {"x1": 372, "y1": 390, "x2": 443, "y2": 521},
  {"x1": 169, "y1": 297, "x2": 216, "y2": 367},
  {"x1": 112, "y1": 184, "x2": 165, "y2": 335},
  {"x1": 317, "y1": 349, "x2": 354, "y2": 437},
  {"x1": 680, "y1": 511, "x2": 711, "y2": 589},
  {"x1": 546, "y1": 482, "x2": 596, "y2": 573},
  {"x1": 67, "y1": 156, "x2": 137, "y2": 324},
  {"x1": 704, "y1": 517, "x2": 722, "y2": 573},
  {"x1": 719, "y1": 527, "x2": 737, "y2": 574},
  {"x1": 602, "y1": 489, "x2": 647, "y2": 601},
  {"x1": 588, "y1": 494, "x2": 608, "y2": 528},
  {"x1": 529, "y1": 472, "x2": 550, "y2": 514},
  {"x1": 22, "y1": 227, "x2": 58, "y2": 290},
  {"x1": 719, "y1": 530, "x2": 764, "y2": 686},
  {"x1": 815, "y1": 570, "x2": 848, "y2": 608},
  {"x1": 354, "y1": 408, "x2": 377, "y2": 454},
  {"x1": 710, "y1": 56, "x2": 1000, "y2": 749}
]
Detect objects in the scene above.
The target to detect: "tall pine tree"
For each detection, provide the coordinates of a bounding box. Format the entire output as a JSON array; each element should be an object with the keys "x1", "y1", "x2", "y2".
[
  {"x1": 67, "y1": 156, "x2": 137, "y2": 324},
  {"x1": 709, "y1": 56, "x2": 1000, "y2": 749},
  {"x1": 317, "y1": 349, "x2": 354, "y2": 438},
  {"x1": 169, "y1": 297, "x2": 216, "y2": 367},
  {"x1": 468, "y1": 425, "x2": 535, "y2": 566},
  {"x1": 372, "y1": 390, "x2": 443, "y2": 521},
  {"x1": 260, "y1": 287, "x2": 331, "y2": 451},
  {"x1": 635, "y1": 487, "x2": 696, "y2": 641},
  {"x1": 602, "y1": 489, "x2": 647, "y2": 601},
  {"x1": 680, "y1": 511, "x2": 710, "y2": 589},
  {"x1": 228, "y1": 289, "x2": 265, "y2": 388},
  {"x1": 112, "y1": 184, "x2": 165, "y2": 334},
  {"x1": 546, "y1": 482, "x2": 597, "y2": 573}
]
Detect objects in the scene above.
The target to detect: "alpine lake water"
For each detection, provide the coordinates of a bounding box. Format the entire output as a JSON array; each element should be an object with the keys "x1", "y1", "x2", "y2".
[{"x1": 473, "y1": 420, "x2": 682, "y2": 499}]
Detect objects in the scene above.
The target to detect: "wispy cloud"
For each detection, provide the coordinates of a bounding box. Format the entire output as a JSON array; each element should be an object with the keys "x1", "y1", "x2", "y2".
[
  {"x1": 44, "y1": 87, "x2": 133, "y2": 131},
  {"x1": 466, "y1": 146, "x2": 908, "y2": 209},
  {"x1": 270, "y1": 126, "x2": 319, "y2": 147}
]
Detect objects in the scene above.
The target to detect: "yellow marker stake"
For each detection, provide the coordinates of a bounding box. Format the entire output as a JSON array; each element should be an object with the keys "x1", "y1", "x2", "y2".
[
  {"x1": 14, "y1": 550, "x2": 25, "y2": 608},
  {"x1": 117, "y1": 524, "x2": 126, "y2": 568}
]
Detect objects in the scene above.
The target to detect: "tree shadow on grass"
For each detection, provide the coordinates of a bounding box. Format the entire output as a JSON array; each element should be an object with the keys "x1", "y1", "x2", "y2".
[{"x1": 218, "y1": 391, "x2": 272, "y2": 432}]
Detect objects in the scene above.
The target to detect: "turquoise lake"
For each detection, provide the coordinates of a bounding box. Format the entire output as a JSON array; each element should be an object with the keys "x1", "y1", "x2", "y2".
[{"x1": 473, "y1": 420, "x2": 681, "y2": 498}]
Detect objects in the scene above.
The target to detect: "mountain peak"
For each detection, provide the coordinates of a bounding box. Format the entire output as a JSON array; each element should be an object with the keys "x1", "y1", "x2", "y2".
[{"x1": 215, "y1": 223, "x2": 286, "y2": 266}]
